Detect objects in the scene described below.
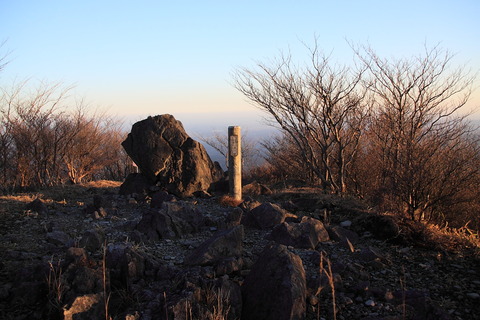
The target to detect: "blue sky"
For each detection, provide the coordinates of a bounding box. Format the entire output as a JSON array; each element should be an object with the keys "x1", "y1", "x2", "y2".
[{"x1": 1, "y1": 0, "x2": 479, "y2": 135}]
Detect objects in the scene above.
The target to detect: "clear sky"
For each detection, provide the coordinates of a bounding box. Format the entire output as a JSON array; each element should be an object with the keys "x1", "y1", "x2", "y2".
[{"x1": 1, "y1": 0, "x2": 479, "y2": 135}]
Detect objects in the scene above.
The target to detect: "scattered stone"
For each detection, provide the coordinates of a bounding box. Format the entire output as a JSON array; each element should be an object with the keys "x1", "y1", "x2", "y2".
[
  {"x1": 245, "y1": 202, "x2": 288, "y2": 230},
  {"x1": 340, "y1": 220, "x2": 352, "y2": 228},
  {"x1": 150, "y1": 190, "x2": 176, "y2": 208},
  {"x1": 136, "y1": 202, "x2": 206, "y2": 240},
  {"x1": 269, "y1": 216, "x2": 330, "y2": 249},
  {"x1": 467, "y1": 293, "x2": 480, "y2": 299},
  {"x1": 46, "y1": 230, "x2": 73, "y2": 247},
  {"x1": 365, "y1": 299, "x2": 375, "y2": 307},
  {"x1": 79, "y1": 229, "x2": 105, "y2": 252},
  {"x1": 185, "y1": 225, "x2": 244, "y2": 266}
]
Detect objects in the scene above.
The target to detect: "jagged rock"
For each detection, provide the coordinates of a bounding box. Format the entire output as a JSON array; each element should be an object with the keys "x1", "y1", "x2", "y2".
[
  {"x1": 46, "y1": 230, "x2": 73, "y2": 247},
  {"x1": 137, "y1": 202, "x2": 205, "y2": 240},
  {"x1": 244, "y1": 202, "x2": 287, "y2": 229},
  {"x1": 106, "y1": 243, "x2": 146, "y2": 288},
  {"x1": 241, "y1": 243, "x2": 306, "y2": 320},
  {"x1": 268, "y1": 216, "x2": 330, "y2": 249},
  {"x1": 150, "y1": 190, "x2": 176, "y2": 208},
  {"x1": 327, "y1": 225, "x2": 360, "y2": 244},
  {"x1": 242, "y1": 181, "x2": 272, "y2": 196},
  {"x1": 185, "y1": 225, "x2": 244, "y2": 266},
  {"x1": 79, "y1": 229, "x2": 105, "y2": 252},
  {"x1": 65, "y1": 247, "x2": 92, "y2": 267},
  {"x1": 25, "y1": 198, "x2": 48, "y2": 215},
  {"x1": 119, "y1": 173, "x2": 151, "y2": 197},
  {"x1": 121, "y1": 114, "x2": 223, "y2": 197},
  {"x1": 63, "y1": 293, "x2": 104, "y2": 320}
]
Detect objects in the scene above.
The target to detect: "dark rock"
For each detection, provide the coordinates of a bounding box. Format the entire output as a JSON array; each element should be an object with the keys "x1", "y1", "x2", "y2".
[
  {"x1": 327, "y1": 225, "x2": 360, "y2": 244},
  {"x1": 354, "y1": 212, "x2": 400, "y2": 240},
  {"x1": 185, "y1": 225, "x2": 244, "y2": 266},
  {"x1": 106, "y1": 243, "x2": 146, "y2": 288},
  {"x1": 238, "y1": 197, "x2": 261, "y2": 212},
  {"x1": 269, "y1": 216, "x2": 330, "y2": 249},
  {"x1": 225, "y1": 207, "x2": 243, "y2": 228},
  {"x1": 25, "y1": 198, "x2": 48, "y2": 215},
  {"x1": 63, "y1": 293, "x2": 103, "y2": 320},
  {"x1": 65, "y1": 247, "x2": 92, "y2": 267},
  {"x1": 242, "y1": 181, "x2": 273, "y2": 196},
  {"x1": 119, "y1": 172, "x2": 151, "y2": 197},
  {"x1": 241, "y1": 243, "x2": 306, "y2": 320},
  {"x1": 150, "y1": 190, "x2": 176, "y2": 208},
  {"x1": 137, "y1": 202, "x2": 205, "y2": 240},
  {"x1": 79, "y1": 229, "x2": 105, "y2": 252},
  {"x1": 46, "y1": 231, "x2": 73, "y2": 247},
  {"x1": 121, "y1": 114, "x2": 223, "y2": 197},
  {"x1": 245, "y1": 202, "x2": 287, "y2": 230}
]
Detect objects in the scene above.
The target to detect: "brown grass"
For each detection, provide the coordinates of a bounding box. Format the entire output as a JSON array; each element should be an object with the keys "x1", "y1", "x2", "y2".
[{"x1": 217, "y1": 195, "x2": 243, "y2": 207}]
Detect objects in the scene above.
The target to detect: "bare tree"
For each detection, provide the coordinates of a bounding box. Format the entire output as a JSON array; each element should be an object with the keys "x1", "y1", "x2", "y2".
[
  {"x1": 234, "y1": 44, "x2": 369, "y2": 193},
  {"x1": 355, "y1": 45, "x2": 479, "y2": 221}
]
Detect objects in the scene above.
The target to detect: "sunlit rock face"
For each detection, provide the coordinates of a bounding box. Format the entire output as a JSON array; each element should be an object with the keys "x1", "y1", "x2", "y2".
[{"x1": 122, "y1": 114, "x2": 223, "y2": 197}]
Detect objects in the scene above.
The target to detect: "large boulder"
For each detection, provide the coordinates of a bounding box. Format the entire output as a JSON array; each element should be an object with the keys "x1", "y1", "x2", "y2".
[
  {"x1": 241, "y1": 243, "x2": 307, "y2": 320},
  {"x1": 122, "y1": 114, "x2": 223, "y2": 197}
]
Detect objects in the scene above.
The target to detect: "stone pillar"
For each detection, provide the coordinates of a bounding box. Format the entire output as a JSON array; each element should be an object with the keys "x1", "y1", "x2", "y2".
[{"x1": 228, "y1": 126, "x2": 242, "y2": 200}]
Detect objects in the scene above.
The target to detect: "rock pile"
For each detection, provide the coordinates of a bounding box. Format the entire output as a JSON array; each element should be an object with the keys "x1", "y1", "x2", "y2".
[{"x1": 1, "y1": 186, "x2": 479, "y2": 319}]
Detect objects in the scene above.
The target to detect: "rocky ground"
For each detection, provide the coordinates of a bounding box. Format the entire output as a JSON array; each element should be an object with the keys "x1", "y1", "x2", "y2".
[{"x1": 0, "y1": 181, "x2": 479, "y2": 320}]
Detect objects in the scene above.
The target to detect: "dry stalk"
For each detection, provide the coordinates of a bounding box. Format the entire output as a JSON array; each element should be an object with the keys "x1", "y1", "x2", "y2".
[
  {"x1": 318, "y1": 251, "x2": 337, "y2": 320},
  {"x1": 46, "y1": 257, "x2": 64, "y2": 309},
  {"x1": 102, "y1": 242, "x2": 112, "y2": 320}
]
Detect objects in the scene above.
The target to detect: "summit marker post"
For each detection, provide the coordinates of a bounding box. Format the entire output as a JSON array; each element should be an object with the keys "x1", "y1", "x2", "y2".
[{"x1": 228, "y1": 126, "x2": 242, "y2": 200}]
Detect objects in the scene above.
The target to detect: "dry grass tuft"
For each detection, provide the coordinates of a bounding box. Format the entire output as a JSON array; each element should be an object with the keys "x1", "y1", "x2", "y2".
[
  {"x1": 82, "y1": 180, "x2": 122, "y2": 188},
  {"x1": 217, "y1": 195, "x2": 243, "y2": 207}
]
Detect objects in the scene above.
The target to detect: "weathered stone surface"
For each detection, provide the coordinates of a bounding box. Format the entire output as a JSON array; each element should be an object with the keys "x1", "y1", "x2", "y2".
[
  {"x1": 244, "y1": 202, "x2": 287, "y2": 229},
  {"x1": 63, "y1": 293, "x2": 103, "y2": 320},
  {"x1": 269, "y1": 216, "x2": 330, "y2": 249},
  {"x1": 185, "y1": 225, "x2": 244, "y2": 266},
  {"x1": 137, "y1": 202, "x2": 205, "y2": 240},
  {"x1": 121, "y1": 114, "x2": 223, "y2": 197},
  {"x1": 241, "y1": 243, "x2": 307, "y2": 320}
]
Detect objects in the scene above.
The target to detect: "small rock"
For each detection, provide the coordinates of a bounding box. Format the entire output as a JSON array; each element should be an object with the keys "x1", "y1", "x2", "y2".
[
  {"x1": 365, "y1": 299, "x2": 375, "y2": 307},
  {"x1": 466, "y1": 293, "x2": 480, "y2": 299},
  {"x1": 340, "y1": 220, "x2": 352, "y2": 228}
]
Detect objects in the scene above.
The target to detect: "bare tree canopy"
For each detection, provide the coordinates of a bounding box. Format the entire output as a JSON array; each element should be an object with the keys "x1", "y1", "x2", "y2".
[
  {"x1": 234, "y1": 43, "x2": 369, "y2": 193},
  {"x1": 235, "y1": 42, "x2": 479, "y2": 226}
]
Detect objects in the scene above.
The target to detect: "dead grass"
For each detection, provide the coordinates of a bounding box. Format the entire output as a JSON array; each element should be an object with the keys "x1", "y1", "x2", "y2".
[
  {"x1": 0, "y1": 180, "x2": 121, "y2": 217},
  {"x1": 217, "y1": 195, "x2": 243, "y2": 207}
]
